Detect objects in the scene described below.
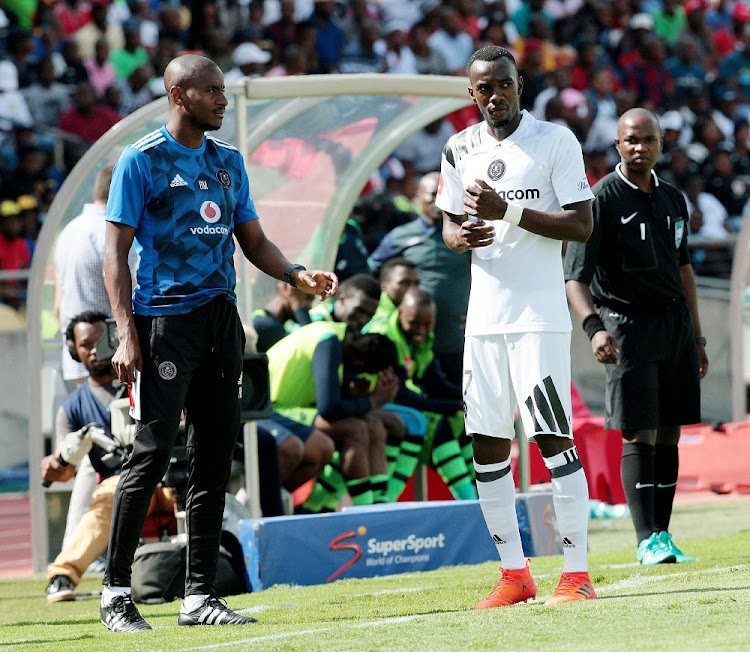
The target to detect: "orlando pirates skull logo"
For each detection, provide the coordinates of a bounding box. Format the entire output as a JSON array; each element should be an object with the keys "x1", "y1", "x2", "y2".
[
  {"x1": 216, "y1": 168, "x2": 232, "y2": 189},
  {"x1": 487, "y1": 159, "x2": 506, "y2": 181}
]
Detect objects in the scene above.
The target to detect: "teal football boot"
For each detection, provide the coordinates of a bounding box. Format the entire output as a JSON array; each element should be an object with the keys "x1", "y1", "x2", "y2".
[
  {"x1": 637, "y1": 532, "x2": 676, "y2": 565},
  {"x1": 657, "y1": 531, "x2": 694, "y2": 563}
]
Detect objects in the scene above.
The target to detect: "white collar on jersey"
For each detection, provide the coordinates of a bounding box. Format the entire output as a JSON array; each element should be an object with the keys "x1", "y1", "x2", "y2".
[
  {"x1": 615, "y1": 162, "x2": 659, "y2": 189},
  {"x1": 483, "y1": 109, "x2": 532, "y2": 145}
]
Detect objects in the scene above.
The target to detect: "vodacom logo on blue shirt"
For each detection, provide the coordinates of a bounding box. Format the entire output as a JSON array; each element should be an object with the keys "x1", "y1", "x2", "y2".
[
  {"x1": 200, "y1": 200, "x2": 222, "y2": 223},
  {"x1": 192, "y1": 200, "x2": 228, "y2": 235}
]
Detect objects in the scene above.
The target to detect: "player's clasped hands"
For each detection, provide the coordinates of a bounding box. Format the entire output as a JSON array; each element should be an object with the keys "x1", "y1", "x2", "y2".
[
  {"x1": 464, "y1": 179, "x2": 506, "y2": 220},
  {"x1": 459, "y1": 217, "x2": 496, "y2": 251}
]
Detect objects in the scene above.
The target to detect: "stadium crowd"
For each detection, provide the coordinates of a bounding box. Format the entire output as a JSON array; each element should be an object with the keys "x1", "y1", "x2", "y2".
[
  {"x1": 3, "y1": 0, "x2": 749, "y2": 516},
  {"x1": 0, "y1": 0, "x2": 749, "y2": 299}
]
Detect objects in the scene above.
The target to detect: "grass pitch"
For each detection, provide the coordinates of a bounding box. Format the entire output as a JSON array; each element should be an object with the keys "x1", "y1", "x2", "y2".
[{"x1": 1, "y1": 499, "x2": 749, "y2": 651}]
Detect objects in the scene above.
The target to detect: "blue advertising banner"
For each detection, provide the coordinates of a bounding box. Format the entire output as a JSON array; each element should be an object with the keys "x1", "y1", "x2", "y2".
[{"x1": 239, "y1": 496, "x2": 559, "y2": 592}]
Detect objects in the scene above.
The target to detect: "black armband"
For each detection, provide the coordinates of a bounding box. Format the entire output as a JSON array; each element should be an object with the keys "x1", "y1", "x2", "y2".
[{"x1": 582, "y1": 313, "x2": 606, "y2": 340}]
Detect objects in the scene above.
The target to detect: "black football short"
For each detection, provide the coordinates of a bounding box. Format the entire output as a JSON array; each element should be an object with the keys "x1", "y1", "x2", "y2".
[{"x1": 599, "y1": 302, "x2": 701, "y2": 430}]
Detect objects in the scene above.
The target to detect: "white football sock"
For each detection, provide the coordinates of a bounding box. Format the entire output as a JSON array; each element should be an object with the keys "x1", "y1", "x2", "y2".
[
  {"x1": 101, "y1": 585, "x2": 131, "y2": 606},
  {"x1": 474, "y1": 457, "x2": 526, "y2": 570},
  {"x1": 544, "y1": 446, "x2": 590, "y2": 573},
  {"x1": 182, "y1": 593, "x2": 210, "y2": 613}
]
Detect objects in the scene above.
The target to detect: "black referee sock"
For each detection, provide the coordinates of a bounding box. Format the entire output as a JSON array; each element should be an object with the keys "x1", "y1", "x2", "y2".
[
  {"x1": 621, "y1": 442, "x2": 656, "y2": 544},
  {"x1": 653, "y1": 444, "x2": 679, "y2": 533}
]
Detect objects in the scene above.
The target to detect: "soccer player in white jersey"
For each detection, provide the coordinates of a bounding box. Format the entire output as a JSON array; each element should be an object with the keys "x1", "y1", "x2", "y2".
[{"x1": 437, "y1": 45, "x2": 598, "y2": 607}]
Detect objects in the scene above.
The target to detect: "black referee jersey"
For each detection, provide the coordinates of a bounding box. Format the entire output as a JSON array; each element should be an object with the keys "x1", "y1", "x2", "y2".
[{"x1": 564, "y1": 164, "x2": 692, "y2": 312}]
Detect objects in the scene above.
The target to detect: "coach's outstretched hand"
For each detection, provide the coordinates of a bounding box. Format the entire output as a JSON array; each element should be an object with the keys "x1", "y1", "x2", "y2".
[{"x1": 294, "y1": 269, "x2": 338, "y2": 301}]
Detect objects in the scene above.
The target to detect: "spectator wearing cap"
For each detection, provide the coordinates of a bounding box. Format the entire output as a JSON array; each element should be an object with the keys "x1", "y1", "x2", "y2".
[
  {"x1": 717, "y1": 23, "x2": 750, "y2": 107},
  {"x1": 656, "y1": 110, "x2": 691, "y2": 178},
  {"x1": 83, "y1": 36, "x2": 116, "y2": 98},
  {"x1": 110, "y1": 18, "x2": 148, "y2": 80},
  {"x1": 73, "y1": 0, "x2": 124, "y2": 59},
  {"x1": 23, "y1": 56, "x2": 73, "y2": 127},
  {"x1": 225, "y1": 42, "x2": 272, "y2": 82},
  {"x1": 311, "y1": 0, "x2": 344, "y2": 73},
  {"x1": 0, "y1": 199, "x2": 32, "y2": 308},
  {"x1": 17, "y1": 194, "x2": 40, "y2": 255},
  {"x1": 651, "y1": 0, "x2": 686, "y2": 47},
  {"x1": 616, "y1": 13, "x2": 656, "y2": 70}
]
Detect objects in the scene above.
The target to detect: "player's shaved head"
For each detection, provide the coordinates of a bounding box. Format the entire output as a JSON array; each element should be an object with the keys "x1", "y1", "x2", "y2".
[
  {"x1": 617, "y1": 108, "x2": 659, "y2": 135},
  {"x1": 164, "y1": 54, "x2": 221, "y2": 99},
  {"x1": 401, "y1": 287, "x2": 435, "y2": 311}
]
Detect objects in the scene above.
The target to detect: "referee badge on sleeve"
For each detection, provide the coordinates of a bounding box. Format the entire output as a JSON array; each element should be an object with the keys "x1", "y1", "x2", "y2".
[{"x1": 674, "y1": 219, "x2": 685, "y2": 249}]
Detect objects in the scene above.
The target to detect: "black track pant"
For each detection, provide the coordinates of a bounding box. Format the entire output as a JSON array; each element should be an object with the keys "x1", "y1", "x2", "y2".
[{"x1": 104, "y1": 297, "x2": 244, "y2": 596}]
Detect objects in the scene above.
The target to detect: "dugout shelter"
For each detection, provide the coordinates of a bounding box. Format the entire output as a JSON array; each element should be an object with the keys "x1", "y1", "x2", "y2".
[{"x1": 25, "y1": 74, "x2": 474, "y2": 572}]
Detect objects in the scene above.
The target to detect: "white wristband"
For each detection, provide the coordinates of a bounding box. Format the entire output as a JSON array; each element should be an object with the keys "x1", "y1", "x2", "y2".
[{"x1": 503, "y1": 203, "x2": 523, "y2": 226}]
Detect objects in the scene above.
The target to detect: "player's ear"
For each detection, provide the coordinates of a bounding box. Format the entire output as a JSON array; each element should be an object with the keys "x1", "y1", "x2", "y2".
[{"x1": 169, "y1": 85, "x2": 183, "y2": 105}]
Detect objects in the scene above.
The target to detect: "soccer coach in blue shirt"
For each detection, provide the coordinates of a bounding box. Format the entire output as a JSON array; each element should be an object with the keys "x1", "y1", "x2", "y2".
[{"x1": 101, "y1": 54, "x2": 337, "y2": 632}]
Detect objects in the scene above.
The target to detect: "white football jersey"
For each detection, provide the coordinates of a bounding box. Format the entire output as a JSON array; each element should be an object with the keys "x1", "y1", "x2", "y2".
[{"x1": 436, "y1": 110, "x2": 594, "y2": 335}]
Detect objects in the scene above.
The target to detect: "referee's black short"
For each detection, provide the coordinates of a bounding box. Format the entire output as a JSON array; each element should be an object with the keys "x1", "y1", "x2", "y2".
[{"x1": 600, "y1": 302, "x2": 701, "y2": 430}]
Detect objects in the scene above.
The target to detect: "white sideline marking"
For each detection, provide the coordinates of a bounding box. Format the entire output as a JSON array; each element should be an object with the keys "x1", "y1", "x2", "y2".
[
  {"x1": 185, "y1": 564, "x2": 750, "y2": 649},
  {"x1": 355, "y1": 587, "x2": 431, "y2": 597},
  {"x1": 182, "y1": 614, "x2": 434, "y2": 649},
  {"x1": 597, "y1": 563, "x2": 749, "y2": 593}
]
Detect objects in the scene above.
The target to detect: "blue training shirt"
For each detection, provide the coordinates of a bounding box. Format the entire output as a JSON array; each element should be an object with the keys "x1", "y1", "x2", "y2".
[{"x1": 106, "y1": 126, "x2": 259, "y2": 316}]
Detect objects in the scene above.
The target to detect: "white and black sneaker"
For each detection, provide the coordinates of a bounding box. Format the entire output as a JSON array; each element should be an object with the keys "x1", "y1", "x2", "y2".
[
  {"x1": 100, "y1": 594, "x2": 152, "y2": 632},
  {"x1": 178, "y1": 596, "x2": 258, "y2": 626},
  {"x1": 47, "y1": 575, "x2": 75, "y2": 603}
]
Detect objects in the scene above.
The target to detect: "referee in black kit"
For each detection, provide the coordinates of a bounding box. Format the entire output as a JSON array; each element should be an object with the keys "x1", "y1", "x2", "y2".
[{"x1": 564, "y1": 108, "x2": 708, "y2": 567}]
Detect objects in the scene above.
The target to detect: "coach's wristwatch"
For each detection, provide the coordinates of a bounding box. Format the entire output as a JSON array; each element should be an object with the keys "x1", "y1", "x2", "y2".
[
  {"x1": 284, "y1": 264, "x2": 306, "y2": 288},
  {"x1": 695, "y1": 336, "x2": 707, "y2": 346}
]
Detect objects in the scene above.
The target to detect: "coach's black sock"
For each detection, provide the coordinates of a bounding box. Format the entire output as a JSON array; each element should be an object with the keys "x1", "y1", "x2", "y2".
[
  {"x1": 621, "y1": 442, "x2": 655, "y2": 544},
  {"x1": 653, "y1": 444, "x2": 679, "y2": 533}
]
